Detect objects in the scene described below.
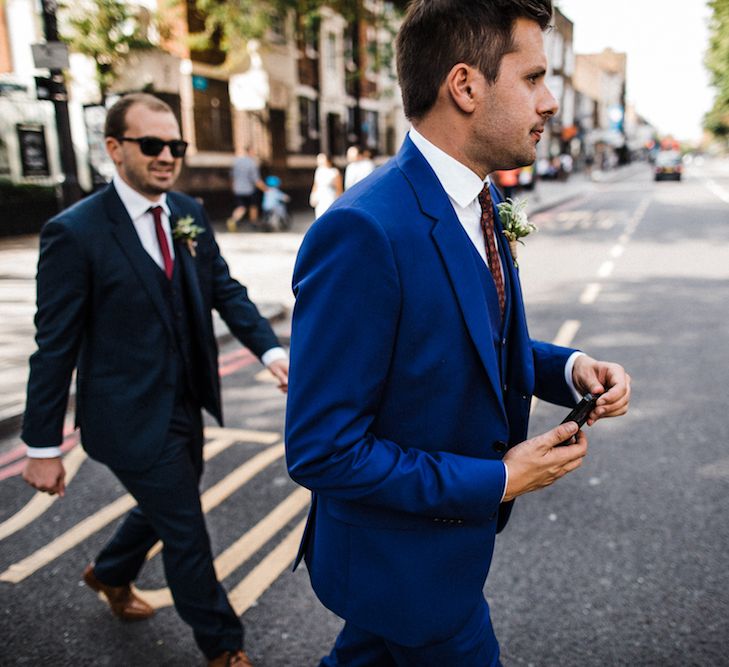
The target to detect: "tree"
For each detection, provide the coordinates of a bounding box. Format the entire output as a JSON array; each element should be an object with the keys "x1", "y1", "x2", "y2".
[
  {"x1": 59, "y1": 0, "x2": 159, "y2": 102},
  {"x1": 704, "y1": 0, "x2": 729, "y2": 141}
]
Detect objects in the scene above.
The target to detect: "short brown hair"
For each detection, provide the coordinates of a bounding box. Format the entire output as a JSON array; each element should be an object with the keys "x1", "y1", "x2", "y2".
[
  {"x1": 396, "y1": 0, "x2": 553, "y2": 120},
  {"x1": 104, "y1": 93, "x2": 175, "y2": 138}
]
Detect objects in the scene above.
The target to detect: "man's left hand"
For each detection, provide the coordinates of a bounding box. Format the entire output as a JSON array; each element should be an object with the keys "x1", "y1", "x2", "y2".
[
  {"x1": 572, "y1": 355, "x2": 631, "y2": 426},
  {"x1": 267, "y1": 358, "x2": 289, "y2": 393}
]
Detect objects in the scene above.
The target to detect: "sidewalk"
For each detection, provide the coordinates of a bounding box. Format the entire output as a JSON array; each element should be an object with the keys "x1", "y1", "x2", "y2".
[{"x1": 0, "y1": 167, "x2": 617, "y2": 439}]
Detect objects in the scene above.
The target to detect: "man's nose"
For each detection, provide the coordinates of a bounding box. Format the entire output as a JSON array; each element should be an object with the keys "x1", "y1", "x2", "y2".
[
  {"x1": 157, "y1": 145, "x2": 175, "y2": 161},
  {"x1": 540, "y1": 86, "x2": 559, "y2": 119}
]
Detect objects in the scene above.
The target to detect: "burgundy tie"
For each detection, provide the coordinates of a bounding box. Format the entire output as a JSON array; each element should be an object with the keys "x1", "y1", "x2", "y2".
[
  {"x1": 149, "y1": 205, "x2": 174, "y2": 280},
  {"x1": 477, "y1": 185, "x2": 505, "y2": 318}
]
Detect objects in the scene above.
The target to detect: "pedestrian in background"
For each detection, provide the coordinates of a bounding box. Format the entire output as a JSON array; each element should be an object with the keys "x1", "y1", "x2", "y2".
[
  {"x1": 228, "y1": 145, "x2": 267, "y2": 231},
  {"x1": 309, "y1": 153, "x2": 343, "y2": 219},
  {"x1": 344, "y1": 145, "x2": 376, "y2": 190},
  {"x1": 285, "y1": 1, "x2": 631, "y2": 665},
  {"x1": 21, "y1": 92, "x2": 289, "y2": 667}
]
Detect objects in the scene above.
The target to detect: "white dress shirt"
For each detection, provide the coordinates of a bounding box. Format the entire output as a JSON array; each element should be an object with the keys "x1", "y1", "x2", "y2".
[
  {"x1": 408, "y1": 129, "x2": 585, "y2": 499},
  {"x1": 27, "y1": 174, "x2": 285, "y2": 458}
]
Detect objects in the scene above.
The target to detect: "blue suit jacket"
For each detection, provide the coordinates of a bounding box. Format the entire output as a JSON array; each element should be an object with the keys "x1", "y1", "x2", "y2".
[
  {"x1": 22, "y1": 184, "x2": 279, "y2": 471},
  {"x1": 285, "y1": 138, "x2": 578, "y2": 647}
]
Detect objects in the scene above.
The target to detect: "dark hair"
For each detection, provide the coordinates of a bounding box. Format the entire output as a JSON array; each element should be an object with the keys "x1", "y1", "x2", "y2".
[
  {"x1": 396, "y1": 0, "x2": 553, "y2": 120},
  {"x1": 104, "y1": 93, "x2": 175, "y2": 138}
]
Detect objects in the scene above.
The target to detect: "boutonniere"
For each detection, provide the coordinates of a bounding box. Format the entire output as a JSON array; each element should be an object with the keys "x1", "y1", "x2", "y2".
[
  {"x1": 497, "y1": 197, "x2": 537, "y2": 267},
  {"x1": 172, "y1": 215, "x2": 205, "y2": 257}
]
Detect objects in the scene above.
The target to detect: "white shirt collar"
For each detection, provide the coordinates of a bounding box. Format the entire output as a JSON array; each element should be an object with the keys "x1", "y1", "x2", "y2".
[
  {"x1": 408, "y1": 127, "x2": 489, "y2": 208},
  {"x1": 112, "y1": 172, "x2": 170, "y2": 222}
]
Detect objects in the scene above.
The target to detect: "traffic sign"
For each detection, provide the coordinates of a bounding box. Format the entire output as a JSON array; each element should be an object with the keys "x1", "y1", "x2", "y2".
[{"x1": 31, "y1": 41, "x2": 70, "y2": 70}]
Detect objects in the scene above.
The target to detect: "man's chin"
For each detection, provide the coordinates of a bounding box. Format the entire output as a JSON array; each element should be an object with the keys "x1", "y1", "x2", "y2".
[{"x1": 147, "y1": 176, "x2": 175, "y2": 193}]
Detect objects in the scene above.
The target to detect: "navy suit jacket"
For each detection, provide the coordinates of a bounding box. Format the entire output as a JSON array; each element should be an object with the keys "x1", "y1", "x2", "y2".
[
  {"x1": 285, "y1": 137, "x2": 578, "y2": 647},
  {"x1": 22, "y1": 184, "x2": 279, "y2": 471}
]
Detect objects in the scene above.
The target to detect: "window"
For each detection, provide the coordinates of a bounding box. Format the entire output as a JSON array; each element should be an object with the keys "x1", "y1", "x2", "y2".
[{"x1": 298, "y1": 96, "x2": 320, "y2": 154}]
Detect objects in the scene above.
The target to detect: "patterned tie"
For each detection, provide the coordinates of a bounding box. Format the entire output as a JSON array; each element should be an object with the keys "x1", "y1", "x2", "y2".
[
  {"x1": 149, "y1": 205, "x2": 174, "y2": 280},
  {"x1": 477, "y1": 185, "x2": 505, "y2": 318}
]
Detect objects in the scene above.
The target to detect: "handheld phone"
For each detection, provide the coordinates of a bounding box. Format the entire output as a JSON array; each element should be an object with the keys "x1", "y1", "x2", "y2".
[{"x1": 557, "y1": 393, "x2": 600, "y2": 446}]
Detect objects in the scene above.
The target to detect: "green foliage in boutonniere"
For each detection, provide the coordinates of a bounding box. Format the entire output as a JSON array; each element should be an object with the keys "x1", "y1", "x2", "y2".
[
  {"x1": 496, "y1": 197, "x2": 537, "y2": 266},
  {"x1": 172, "y1": 215, "x2": 205, "y2": 257}
]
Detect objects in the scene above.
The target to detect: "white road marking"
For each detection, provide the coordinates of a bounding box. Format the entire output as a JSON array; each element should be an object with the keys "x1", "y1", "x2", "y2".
[
  {"x1": 139, "y1": 487, "x2": 311, "y2": 609},
  {"x1": 706, "y1": 179, "x2": 729, "y2": 205},
  {"x1": 0, "y1": 439, "x2": 284, "y2": 583},
  {"x1": 580, "y1": 283, "x2": 602, "y2": 305},
  {"x1": 597, "y1": 261, "x2": 615, "y2": 278},
  {"x1": 0, "y1": 446, "x2": 87, "y2": 542}
]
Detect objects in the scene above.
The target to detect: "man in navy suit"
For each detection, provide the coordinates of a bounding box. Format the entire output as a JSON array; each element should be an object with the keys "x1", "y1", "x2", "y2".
[
  {"x1": 21, "y1": 93, "x2": 288, "y2": 667},
  {"x1": 285, "y1": 2, "x2": 631, "y2": 665}
]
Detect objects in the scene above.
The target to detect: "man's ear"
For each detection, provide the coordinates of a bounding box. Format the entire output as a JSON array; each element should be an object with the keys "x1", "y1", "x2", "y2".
[
  {"x1": 105, "y1": 136, "x2": 122, "y2": 165},
  {"x1": 445, "y1": 63, "x2": 478, "y2": 114}
]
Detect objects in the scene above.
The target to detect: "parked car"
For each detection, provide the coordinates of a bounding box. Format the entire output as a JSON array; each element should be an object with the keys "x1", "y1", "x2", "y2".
[{"x1": 654, "y1": 150, "x2": 682, "y2": 181}]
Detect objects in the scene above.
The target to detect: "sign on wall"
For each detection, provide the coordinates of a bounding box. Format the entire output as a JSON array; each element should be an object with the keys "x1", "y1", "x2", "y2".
[{"x1": 16, "y1": 124, "x2": 51, "y2": 177}]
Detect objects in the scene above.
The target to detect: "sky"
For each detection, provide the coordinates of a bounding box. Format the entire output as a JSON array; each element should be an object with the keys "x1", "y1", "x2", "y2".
[{"x1": 555, "y1": 0, "x2": 715, "y2": 142}]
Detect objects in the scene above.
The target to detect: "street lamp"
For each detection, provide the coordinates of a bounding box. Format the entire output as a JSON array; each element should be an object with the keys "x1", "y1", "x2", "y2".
[{"x1": 38, "y1": 0, "x2": 82, "y2": 209}]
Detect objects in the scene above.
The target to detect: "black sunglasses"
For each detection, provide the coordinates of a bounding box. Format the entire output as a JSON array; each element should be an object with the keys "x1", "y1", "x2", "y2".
[{"x1": 119, "y1": 136, "x2": 188, "y2": 158}]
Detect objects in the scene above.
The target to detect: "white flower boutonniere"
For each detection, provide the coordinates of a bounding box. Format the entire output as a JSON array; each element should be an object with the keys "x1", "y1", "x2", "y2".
[
  {"x1": 497, "y1": 197, "x2": 537, "y2": 267},
  {"x1": 172, "y1": 215, "x2": 205, "y2": 257}
]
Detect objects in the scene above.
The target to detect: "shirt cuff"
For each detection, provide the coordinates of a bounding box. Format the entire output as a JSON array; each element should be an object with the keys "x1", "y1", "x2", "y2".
[
  {"x1": 500, "y1": 461, "x2": 509, "y2": 503},
  {"x1": 261, "y1": 347, "x2": 288, "y2": 367},
  {"x1": 565, "y1": 351, "x2": 586, "y2": 402},
  {"x1": 26, "y1": 446, "x2": 63, "y2": 459}
]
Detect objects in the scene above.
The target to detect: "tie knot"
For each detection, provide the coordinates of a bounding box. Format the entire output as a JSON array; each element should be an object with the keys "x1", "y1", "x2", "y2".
[
  {"x1": 478, "y1": 184, "x2": 492, "y2": 210},
  {"x1": 148, "y1": 205, "x2": 164, "y2": 223}
]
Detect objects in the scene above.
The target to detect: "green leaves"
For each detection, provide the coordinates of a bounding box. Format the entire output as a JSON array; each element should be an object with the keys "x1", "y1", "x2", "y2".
[{"x1": 704, "y1": 0, "x2": 729, "y2": 140}]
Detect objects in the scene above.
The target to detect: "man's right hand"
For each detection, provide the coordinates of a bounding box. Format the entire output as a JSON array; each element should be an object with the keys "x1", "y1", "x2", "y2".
[
  {"x1": 22, "y1": 457, "x2": 66, "y2": 497},
  {"x1": 502, "y1": 422, "x2": 587, "y2": 502}
]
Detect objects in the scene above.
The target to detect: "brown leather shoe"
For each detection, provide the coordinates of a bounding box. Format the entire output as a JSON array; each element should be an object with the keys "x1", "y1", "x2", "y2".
[
  {"x1": 207, "y1": 649, "x2": 253, "y2": 667},
  {"x1": 82, "y1": 563, "x2": 155, "y2": 621}
]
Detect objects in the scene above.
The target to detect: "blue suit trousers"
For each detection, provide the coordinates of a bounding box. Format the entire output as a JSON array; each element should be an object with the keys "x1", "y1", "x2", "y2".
[{"x1": 321, "y1": 598, "x2": 501, "y2": 667}]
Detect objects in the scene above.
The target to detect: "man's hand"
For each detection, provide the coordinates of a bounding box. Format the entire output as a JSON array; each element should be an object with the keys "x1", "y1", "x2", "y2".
[
  {"x1": 572, "y1": 355, "x2": 631, "y2": 426},
  {"x1": 22, "y1": 457, "x2": 66, "y2": 497},
  {"x1": 502, "y1": 422, "x2": 587, "y2": 502},
  {"x1": 267, "y1": 358, "x2": 289, "y2": 393}
]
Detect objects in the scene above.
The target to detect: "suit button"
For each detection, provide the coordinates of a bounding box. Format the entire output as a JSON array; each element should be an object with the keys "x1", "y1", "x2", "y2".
[
  {"x1": 502, "y1": 384, "x2": 508, "y2": 392},
  {"x1": 492, "y1": 440, "x2": 508, "y2": 453}
]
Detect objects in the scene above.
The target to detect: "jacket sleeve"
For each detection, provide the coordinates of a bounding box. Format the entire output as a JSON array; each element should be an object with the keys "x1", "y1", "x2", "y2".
[
  {"x1": 285, "y1": 209, "x2": 507, "y2": 524},
  {"x1": 199, "y1": 203, "x2": 280, "y2": 360},
  {"x1": 22, "y1": 220, "x2": 89, "y2": 448}
]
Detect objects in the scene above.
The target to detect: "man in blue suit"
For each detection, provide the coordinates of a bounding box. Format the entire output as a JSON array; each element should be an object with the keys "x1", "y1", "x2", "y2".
[
  {"x1": 285, "y1": 2, "x2": 631, "y2": 665},
  {"x1": 21, "y1": 93, "x2": 288, "y2": 667}
]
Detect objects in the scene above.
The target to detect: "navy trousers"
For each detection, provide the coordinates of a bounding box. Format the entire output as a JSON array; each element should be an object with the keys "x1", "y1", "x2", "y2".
[
  {"x1": 320, "y1": 598, "x2": 502, "y2": 667},
  {"x1": 92, "y1": 397, "x2": 242, "y2": 659}
]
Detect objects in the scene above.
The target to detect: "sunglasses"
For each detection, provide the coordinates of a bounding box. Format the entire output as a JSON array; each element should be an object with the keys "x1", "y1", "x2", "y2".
[{"x1": 119, "y1": 136, "x2": 188, "y2": 158}]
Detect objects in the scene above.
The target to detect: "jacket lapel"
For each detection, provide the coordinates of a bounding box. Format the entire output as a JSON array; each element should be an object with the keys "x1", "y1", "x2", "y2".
[
  {"x1": 397, "y1": 139, "x2": 505, "y2": 413},
  {"x1": 105, "y1": 186, "x2": 175, "y2": 339},
  {"x1": 167, "y1": 197, "x2": 208, "y2": 341},
  {"x1": 167, "y1": 197, "x2": 218, "y2": 386}
]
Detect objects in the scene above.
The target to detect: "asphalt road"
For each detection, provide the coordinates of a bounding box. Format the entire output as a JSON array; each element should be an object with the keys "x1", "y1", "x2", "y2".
[{"x1": 1, "y1": 157, "x2": 727, "y2": 666}]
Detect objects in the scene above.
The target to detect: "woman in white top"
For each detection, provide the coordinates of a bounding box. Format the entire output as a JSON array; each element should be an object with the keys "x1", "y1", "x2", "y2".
[{"x1": 309, "y1": 153, "x2": 343, "y2": 219}]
